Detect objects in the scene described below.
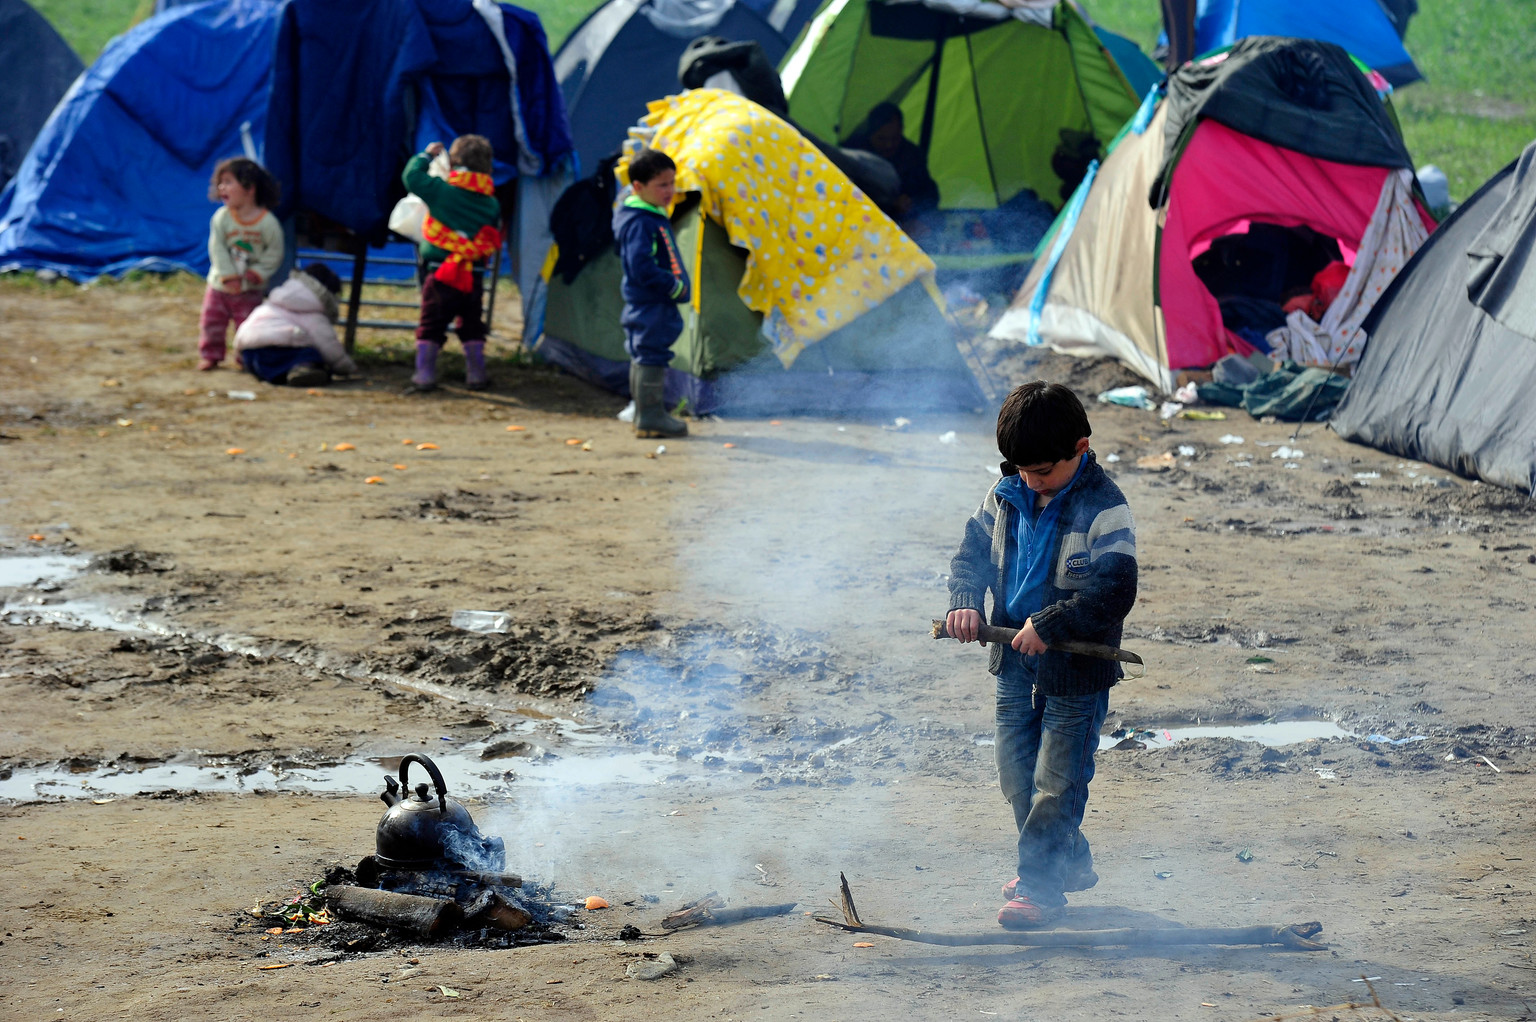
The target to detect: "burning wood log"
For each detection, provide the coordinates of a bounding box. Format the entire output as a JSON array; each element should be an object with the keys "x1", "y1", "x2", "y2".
[
  {"x1": 815, "y1": 874, "x2": 1326, "y2": 950},
  {"x1": 326, "y1": 885, "x2": 463, "y2": 937},
  {"x1": 463, "y1": 890, "x2": 532, "y2": 931},
  {"x1": 660, "y1": 893, "x2": 799, "y2": 930}
]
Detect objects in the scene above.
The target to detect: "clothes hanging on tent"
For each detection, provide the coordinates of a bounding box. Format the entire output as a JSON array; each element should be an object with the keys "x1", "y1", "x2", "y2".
[
  {"x1": 678, "y1": 36, "x2": 788, "y2": 116},
  {"x1": 1267, "y1": 169, "x2": 1429, "y2": 367},
  {"x1": 549, "y1": 152, "x2": 620, "y2": 284},
  {"x1": 641, "y1": 88, "x2": 934, "y2": 365}
]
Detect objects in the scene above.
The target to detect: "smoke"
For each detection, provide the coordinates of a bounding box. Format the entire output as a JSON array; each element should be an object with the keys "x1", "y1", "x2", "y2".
[{"x1": 473, "y1": 400, "x2": 1003, "y2": 911}]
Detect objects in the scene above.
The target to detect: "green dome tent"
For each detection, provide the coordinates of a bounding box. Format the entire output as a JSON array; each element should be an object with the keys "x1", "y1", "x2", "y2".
[{"x1": 780, "y1": 0, "x2": 1149, "y2": 213}]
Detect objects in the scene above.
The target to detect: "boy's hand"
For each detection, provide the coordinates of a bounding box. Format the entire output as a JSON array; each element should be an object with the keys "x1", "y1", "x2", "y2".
[
  {"x1": 242, "y1": 270, "x2": 263, "y2": 288},
  {"x1": 1012, "y1": 618, "x2": 1047, "y2": 656},
  {"x1": 425, "y1": 142, "x2": 445, "y2": 157},
  {"x1": 946, "y1": 608, "x2": 984, "y2": 645},
  {"x1": 220, "y1": 276, "x2": 241, "y2": 293}
]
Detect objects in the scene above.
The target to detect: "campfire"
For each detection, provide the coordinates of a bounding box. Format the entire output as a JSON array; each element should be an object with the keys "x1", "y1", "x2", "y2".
[
  {"x1": 245, "y1": 753, "x2": 794, "y2": 953},
  {"x1": 250, "y1": 754, "x2": 565, "y2": 950}
]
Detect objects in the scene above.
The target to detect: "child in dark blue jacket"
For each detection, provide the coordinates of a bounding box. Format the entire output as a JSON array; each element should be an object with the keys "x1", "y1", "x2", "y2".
[
  {"x1": 613, "y1": 148, "x2": 691, "y2": 438},
  {"x1": 946, "y1": 382, "x2": 1138, "y2": 930}
]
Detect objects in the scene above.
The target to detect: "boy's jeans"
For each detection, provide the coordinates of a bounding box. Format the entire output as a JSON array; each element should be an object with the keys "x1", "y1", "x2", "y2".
[{"x1": 995, "y1": 651, "x2": 1110, "y2": 908}]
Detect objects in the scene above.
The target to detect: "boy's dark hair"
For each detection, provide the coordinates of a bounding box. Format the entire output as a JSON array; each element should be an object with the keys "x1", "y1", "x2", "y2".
[
  {"x1": 628, "y1": 147, "x2": 676, "y2": 185},
  {"x1": 301, "y1": 261, "x2": 342, "y2": 295},
  {"x1": 209, "y1": 157, "x2": 281, "y2": 208},
  {"x1": 996, "y1": 381, "x2": 1091, "y2": 468},
  {"x1": 449, "y1": 134, "x2": 494, "y2": 175}
]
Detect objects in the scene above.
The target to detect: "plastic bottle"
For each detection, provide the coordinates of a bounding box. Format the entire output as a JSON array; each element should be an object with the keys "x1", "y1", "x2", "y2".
[{"x1": 451, "y1": 610, "x2": 511, "y2": 634}]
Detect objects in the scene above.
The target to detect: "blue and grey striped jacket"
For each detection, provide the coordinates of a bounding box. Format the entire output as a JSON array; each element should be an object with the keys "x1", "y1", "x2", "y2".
[{"x1": 947, "y1": 451, "x2": 1138, "y2": 696}]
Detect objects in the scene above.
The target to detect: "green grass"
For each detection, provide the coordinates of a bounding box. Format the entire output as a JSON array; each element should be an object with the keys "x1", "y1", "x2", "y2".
[
  {"x1": 517, "y1": 0, "x2": 605, "y2": 50},
  {"x1": 1084, "y1": 0, "x2": 1536, "y2": 200},
  {"x1": 32, "y1": 0, "x2": 1531, "y2": 200},
  {"x1": 31, "y1": 0, "x2": 151, "y2": 63}
]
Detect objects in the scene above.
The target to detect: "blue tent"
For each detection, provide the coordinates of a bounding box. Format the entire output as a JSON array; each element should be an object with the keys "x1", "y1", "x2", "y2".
[
  {"x1": 0, "y1": 0, "x2": 573, "y2": 310},
  {"x1": 740, "y1": 0, "x2": 819, "y2": 42},
  {"x1": 555, "y1": 0, "x2": 787, "y2": 174},
  {"x1": 0, "y1": 1, "x2": 279, "y2": 278},
  {"x1": 1163, "y1": 0, "x2": 1420, "y2": 86},
  {"x1": 0, "y1": 0, "x2": 84, "y2": 191}
]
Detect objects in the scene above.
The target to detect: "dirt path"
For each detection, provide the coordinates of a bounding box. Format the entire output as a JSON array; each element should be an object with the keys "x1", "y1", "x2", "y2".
[{"x1": 2, "y1": 280, "x2": 1534, "y2": 1021}]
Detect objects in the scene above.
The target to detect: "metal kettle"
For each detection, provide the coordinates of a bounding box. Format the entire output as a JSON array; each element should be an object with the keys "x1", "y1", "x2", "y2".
[{"x1": 375, "y1": 754, "x2": 506, "y2": 870}]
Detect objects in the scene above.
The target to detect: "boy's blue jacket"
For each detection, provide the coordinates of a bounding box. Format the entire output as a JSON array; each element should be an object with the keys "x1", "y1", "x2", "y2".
[
  {"x1": 613, "y1": 195, "x2": 691, "y2": 342},
  {"x1": 947, "y1": 451, "x2": 1138, "y2": 696}
]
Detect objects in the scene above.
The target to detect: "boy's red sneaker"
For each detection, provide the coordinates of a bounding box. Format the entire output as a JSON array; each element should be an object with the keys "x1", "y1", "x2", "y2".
[{"x1": 997, "y1": 895, "x2": 1061, "y2": 930}]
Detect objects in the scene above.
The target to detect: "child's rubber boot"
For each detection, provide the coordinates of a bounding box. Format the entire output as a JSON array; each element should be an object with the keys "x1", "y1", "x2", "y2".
[
  {"x1": 462, "y1": 340, "x2": 490, "y2": 391},
  {"x1": 632, "y1": 363, "x2": 686, "y2": 438},
  {"x1": 411, "y1": 340, "x2": 439, "y2": 392}
]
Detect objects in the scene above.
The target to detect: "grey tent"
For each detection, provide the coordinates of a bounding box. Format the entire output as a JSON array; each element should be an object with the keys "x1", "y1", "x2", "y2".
[
  {"x1": 0, "y1": 0, "x2": 83, "y2": 188},
  {"x1": 1332, "y1": 140, "x2": 1536, "y2": 496}
]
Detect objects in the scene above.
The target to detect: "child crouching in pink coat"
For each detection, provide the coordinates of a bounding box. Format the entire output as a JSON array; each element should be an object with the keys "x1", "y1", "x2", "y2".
[{"x1": 234, "y1": 262, "x2": 358, "y2": 387}]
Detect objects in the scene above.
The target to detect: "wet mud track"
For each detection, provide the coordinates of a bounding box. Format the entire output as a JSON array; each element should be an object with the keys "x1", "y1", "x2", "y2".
[{"x1": 4, "y1": 283, "x2": 1536, "y2": 1021}]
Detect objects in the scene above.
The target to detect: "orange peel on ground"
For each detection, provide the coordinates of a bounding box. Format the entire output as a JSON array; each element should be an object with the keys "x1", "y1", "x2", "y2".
[
  {"x1": 564, "y1": 438, "x2": 583, "y2": 445},
  {"x1": 505, "y1": 425, "x2": 526, "y2": 432},
  {"x1": 401, "y1": 438, "x2": 413, "y2": 445},
  {"x1": 333, "y1": 442, "x2": 356, "y2": 451},
  {"x1": 584, "y1": 896, "x2": 609, "y2": 911},
  {"x1": 225, "y1": 447, "x2": 245, "y2": 455},
  {"x1": 722, "y1": 443, "x2": 736, "y2": 448},
  {"x1": 416, "y1": 442, "x2": 439, "y2": 450},
  {"x1": 853, "y1": 942, "x2": 875, "y2": 948},
  {"x1": 28, "y1": 533, "x2": 45, "y2": 541},
  {"x1": 365, "y1": 476, "x2": 384, "y2": 484},
  {"x1": 393, "y1": 464, "x2": 407, "y2": 470}
]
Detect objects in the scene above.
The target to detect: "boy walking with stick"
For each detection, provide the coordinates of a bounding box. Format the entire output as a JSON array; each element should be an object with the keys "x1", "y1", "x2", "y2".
[{"x1": 945, "y1": 382, "x2": 1138, "y2": 928}]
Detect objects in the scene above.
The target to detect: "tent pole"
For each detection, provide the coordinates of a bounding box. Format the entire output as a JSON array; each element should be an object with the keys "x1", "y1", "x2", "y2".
[
  {"x1": 344, "y1": 242, "x2": 367, "y2": 354},
  {"x1": 917, "y1": 22, "x2": 947, "y2": 159},
  {"x1": 484, "y1": 224, "x2": 504, "y2": 341}
]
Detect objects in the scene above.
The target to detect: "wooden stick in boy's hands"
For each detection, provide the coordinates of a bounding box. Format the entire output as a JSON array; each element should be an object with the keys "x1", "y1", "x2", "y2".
[{"x1": 930, "y1": 618, "x2": 1144, "y2": 668}]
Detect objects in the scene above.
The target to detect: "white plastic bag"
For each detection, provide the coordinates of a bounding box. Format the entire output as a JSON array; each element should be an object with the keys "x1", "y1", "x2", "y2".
[{"x1": 387, "y1": 152, "x2": 452, "y2": 244}]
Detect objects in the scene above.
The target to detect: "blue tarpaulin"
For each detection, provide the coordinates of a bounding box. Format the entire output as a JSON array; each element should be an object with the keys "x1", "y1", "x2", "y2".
[{"x1": 0, "y1": 0, "x2": 572, "y2": 280}]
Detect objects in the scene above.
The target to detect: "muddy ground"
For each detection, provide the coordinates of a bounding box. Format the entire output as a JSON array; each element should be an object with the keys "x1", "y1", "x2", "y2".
[{"x1": 2, "y1": 279, "x2": 1535, "y2": 1021}]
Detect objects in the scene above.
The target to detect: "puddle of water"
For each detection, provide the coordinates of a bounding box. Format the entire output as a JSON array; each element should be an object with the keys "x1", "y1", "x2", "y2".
[
  {"x1": 1100, "y1": 719, "x2": 1352, "y2": 750},
  {"x1": 3, "y1": 595, "x2": 148, "y2": 633},
  {"x1": 0, "y1": 553, "x2": 89, "y2": 589},
  {"x1": 0, "y1": 744, "x2": 688, "y2": 803}
]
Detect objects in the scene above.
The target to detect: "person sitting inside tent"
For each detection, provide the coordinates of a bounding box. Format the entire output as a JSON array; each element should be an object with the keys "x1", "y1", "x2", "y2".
[
  {"x1": 844, "y1": 103, "x2": 939, "y2": 224},
  {"x1": 234, "y1": 262, "x2": 358, "y2": 387},
  {"x1": 404, "y1": 135, "x2": 502, "y2": 392}
]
